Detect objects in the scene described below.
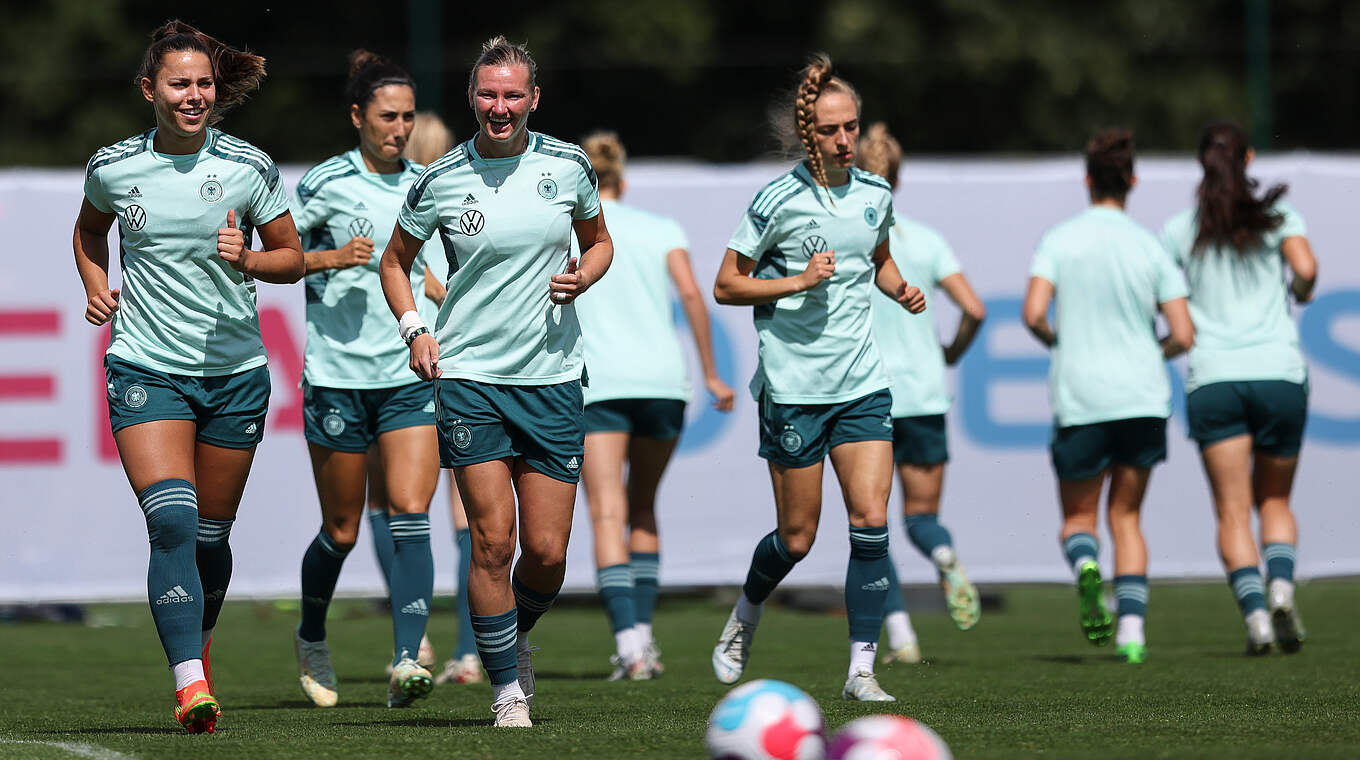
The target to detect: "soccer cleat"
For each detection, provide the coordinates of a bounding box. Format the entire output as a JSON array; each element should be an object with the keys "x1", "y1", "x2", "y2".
[
  {"x1": 607, "y1": 655, "x2": 650, "y2": 681},
  {"x1": 712, "y1": 608, "x2": 756, "y2": 684},
  {"x1": 642, "y1": 641, "x2": 665, "y2": 678},
  {"x1": 435, "y1": 653, "x2": 484, "y2": 685},
  {"x1": 1115, "y1": 642, "x2": 1147, "y2": 664},
  {"x1": 492, "y1": 697, "x2": 532, "y2": 727},
  {"x1": 1244, "y1": 609, "x2": 1276, "y2": 656},
  {"x1": 880, "y1": 641, "x2": 923, "y2": 665},
  {"x1": 1076, "y1": 561, "x2": 1114, "y2": 646},
  {"x1": 174, "y1": 680, "x2": 220, "y2": 734},
  {"x1": 516, "y1": 643, "x2": 538, "y2": 710},
  {"x1": 294, "y1": 629, "x2": 338, "y2": 708},
  {"x1": 387, "y1": 657, "x2": 434, "y2": 708},
  {"x1": 1268, "y1": 582, "x2": 1306, "y2": 654},
  {"x1": 842, "y1": 670, "x2": 896, "y2": 702},
  {"x1": 417, "y1": 634, "x2": 437, "y2": 668},
  {"x1": 937, "y1": 550, "x2": 981, "y2": 631}
]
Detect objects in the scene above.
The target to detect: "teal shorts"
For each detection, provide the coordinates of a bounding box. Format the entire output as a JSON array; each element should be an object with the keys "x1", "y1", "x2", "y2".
[
  {"x1": 1050, "y1": 417, "x2": 1166, "y2": 481},
  {"x1": 1187, "y1": 380, "x2": 1308, "y2": 457},
  {"x1": 303, "y1": 380, "x2": 435, "y2": 453},
  {"x1": 584, "y1": 398, "x2": 686, "y2": 440},
  {"x1": 104, "y1": 355, "x2": 270, "y2": 449},
  {"x1": 891, "y1": 414, "x2": 949, "y2": 466},
  {"x1": 758, "y1": 388, "x2": 893, "y2": 468},
  {"x1": 434, "y1": 378, "x2": 584, "y2": 483}
]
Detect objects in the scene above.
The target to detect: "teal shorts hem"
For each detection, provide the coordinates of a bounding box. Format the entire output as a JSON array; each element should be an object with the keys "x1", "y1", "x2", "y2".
[
  {"x1": 434, "y1": 378, "x2": 584, "y2": 484},
  {"x1": 303, "y1": 381, "x2": 436, "y2": 453},
  {"x1": 584, "y1": 398, "x2": 686, "y2": 439},
  {"x1": 1050, "y1": 417, "x2": 1166, "y2": 481},
  {"x1": 1187, "y1": 380, "x2": 1307, "y2": 457},
  {"x1": 891, "y1": 414, "x2": 949, "y2": 466},
  {"x1": 105, "y1": 356, "x2": 269, "y2": 448},
  {"x1": 758, "y1": 389, "x2": 893, "y2": 468}
]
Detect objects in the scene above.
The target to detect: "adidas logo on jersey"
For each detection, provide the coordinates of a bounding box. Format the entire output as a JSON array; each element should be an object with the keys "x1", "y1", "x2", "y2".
[
  {"x1": 462, "y1": 193, "x2": 478, "y2": 206},
  {"x1": 400, "y1": 598, "x2": 430, "y2": 616},
  {"x1": 156, "y1": 585, "x2": 194, "y2": 605},
  {"x1": 127, "y1": 186, "x2": 142, "y2": 198},
  {"x1": 354, "y1": 201, "x2": 368, "y2": 211},
  {"x1": 804, "y1": 219, "x2": 820, "y2": 229},
  {"x1": 860, "y1": 577, "x2": 891, "y2": 592},
  {"x1": 567, "y1": 456, "x2": 580, "y2": 470}
]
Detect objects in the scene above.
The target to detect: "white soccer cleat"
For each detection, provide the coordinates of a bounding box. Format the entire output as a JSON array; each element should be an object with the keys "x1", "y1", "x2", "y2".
[
  {"x1": 294, "y1": 628, "x2": 338, "y2": 708},
  {"x1": 607, "y1": 655, "x2": 650, "y2": 682},
  {"x1": 1244, "y1": 608, "x2": 1276, "y2": 656},
  {"x1": 711, "y1": 608, "x2": 756, "y2": 684},
  {"x1": 387, "y1": 656, "x2": 434, "y2": 708},
  {"x1": 492, "y1": 697, "x2": 532, "y2": 727},
  {"x1": 435, "y1": 653, "x2": 484, "y2": 685},
  {"x1": 880, "y1": 641, "x2": 923, "y2": 665},
  {"x1": 1267, "y1": 580, "x2": 1306, "y2": 654},
  {"x1": 642, "y1": 641, "x2": 665, "y2": 678},
  {"x1": 842, "y1": 670, "x2": 896, "y2": 702},
  {"x1": 517, "y1": 642, "x2": 538, "y2": 710},
  {"x1": 417, "y1": 634, "x2": 437, "y2": 668}
]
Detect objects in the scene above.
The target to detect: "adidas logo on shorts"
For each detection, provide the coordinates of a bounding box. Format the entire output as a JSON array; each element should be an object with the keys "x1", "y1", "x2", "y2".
[
  {"x1": 156, "y1": 585, "x2": 194, "y2": 605},
  {"x1": 860, "y1": 577, "x2": 890, "y2": 592},
  {"x1": 567, "y1": 456, "x2": 580, "y2": 470},
  {"x1": 401, "y1": 598, "x2": 430, "y2": 616}
]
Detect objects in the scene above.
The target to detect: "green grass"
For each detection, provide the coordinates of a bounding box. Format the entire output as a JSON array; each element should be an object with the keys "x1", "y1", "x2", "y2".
[{"x1": 2, "y1": 581, "x2": 1359, "y2": 759}]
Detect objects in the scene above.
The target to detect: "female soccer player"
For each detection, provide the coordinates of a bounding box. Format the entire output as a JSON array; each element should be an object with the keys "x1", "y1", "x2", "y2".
[
  {"x1": 74, "y1": 21, "x2": 303, "y2": 732},
  {"x1": 1023, "y1": 129, "x2": 1194, "y2": 664},
  {"x1": 379, "y1": 36, "x2": 613, "y2": 727},
  {"x1": 709, "y1": 54, "x2": 925, "y2": 701},
  {"x1": 856, "y1": 124, "x2": 987, "y2": 663},
  {"x1": 290, "y1": 51, "x2": 441, "y2": 709},
  {"x1": 1159, "y1": 121, "x2": 1318, "y2": 655},
  {"x1": 575, "y1": 131, "x2": 736, "y2": 680}
]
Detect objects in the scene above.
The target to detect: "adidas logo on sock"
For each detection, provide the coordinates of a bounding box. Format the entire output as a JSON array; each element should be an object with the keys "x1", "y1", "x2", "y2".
[
  {"x1": 156, "y1": 585, "x2": 194, "y2": 605},
  {"x1": 567, "y1": 456, "x2": 580, "y2": 470},
  {"x1": 860, "y1": 642, "x2": 878, "y2": 652},
  {"x1": 401, "y1": 598, "x2": 430, "y2": 616},
  {"x1": 860, "y1": 577, "x2": 891, "y2": 592},
  {"x1": 462, "y1": 193, "x2": 478, "y2": 205}
]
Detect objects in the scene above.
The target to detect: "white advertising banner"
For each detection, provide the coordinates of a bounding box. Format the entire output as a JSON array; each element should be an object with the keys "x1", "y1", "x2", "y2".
[{"x1": 2, "y1": 154, "x2": 1357, "y2": 601}]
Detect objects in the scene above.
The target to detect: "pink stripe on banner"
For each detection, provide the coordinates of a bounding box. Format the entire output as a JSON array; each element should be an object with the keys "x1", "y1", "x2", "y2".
[
  {"x1": 0, "y1": 375, "x2": 55, "y2": 399},
  {"x1": 0, "y1": 310, "x2": 60, "y2": 335},
  {"x1": 0, "y1": 439, "x2": 62, "y2": 464}
]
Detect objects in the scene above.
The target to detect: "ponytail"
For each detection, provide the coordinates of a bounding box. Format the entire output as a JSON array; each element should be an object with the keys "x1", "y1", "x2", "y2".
[
  {"x1": 855, "y1": 122, "x2": 902, "y2": 191},
  {"x1": 582, "y1": 131, "x2": 626, "y2": 193},
  {"x1": 345, "y1": 49, "x2": 414, "y2": 112},
  {"x1": 1194, "y1": 121, "x2": 1287, "y2": 252},
  {"x1": 136, "y1": 20, "x2": 266, "y2": 124}
]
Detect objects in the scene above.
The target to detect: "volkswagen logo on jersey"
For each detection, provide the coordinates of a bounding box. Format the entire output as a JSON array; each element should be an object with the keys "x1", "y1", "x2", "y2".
[
  {"x1": 200, "y1": 178, "x2": 224, "y2": 203},
  {"x1": 459, "y1": 209, "x2": 485, "y2": 236},
  {"x1": 123, "y1": 204, "x2": 147, "y2": 231},
  {"x1": 863, "y1": 205, "x2": 879, "y2": 228},
  {"x1": 348, "y1": 218, "x2": 374, "y2": 238},
  {"x1": 801, "y1": 235, "x2": 828, "y2": 257},
  {"x1": 537, "y1": 177, "x2": 558, "y2": 200}
]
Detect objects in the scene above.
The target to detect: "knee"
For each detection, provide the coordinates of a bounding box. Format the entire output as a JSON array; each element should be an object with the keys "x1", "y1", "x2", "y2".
[
  {"x1": 147, "y1": 507, "x2": 197, "y2": 549},
  {"x1": 322, "y1": 516, "x2": 361, "y2": 548},
  {"x1": 779, "y1": 529, "x2": 815, "y2": 561},
  {"x1": 472, "y1": 536, "x2": 516, "y2": 573},
  {"x1": 522, "y1": 534, "x2": 568, "y2": 570}
]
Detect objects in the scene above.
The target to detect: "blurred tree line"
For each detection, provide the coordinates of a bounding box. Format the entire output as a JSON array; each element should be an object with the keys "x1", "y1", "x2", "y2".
[{"x1": 2, "y1": 0, "x2": 1357, "y2": 166}]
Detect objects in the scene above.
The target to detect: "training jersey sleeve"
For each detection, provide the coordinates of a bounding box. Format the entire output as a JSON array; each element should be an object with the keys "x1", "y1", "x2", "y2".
[
  {"x1": 572, "y1": 161, "x2": 602, "y2": 221},
  {"x1": 875, "y1": 195, "x2": 894, "y2": 246},
  {"x1": 1030, "y1": 230, "x2": 1059, "y2": 285},
  {"x1": 1153, "y1": 244, "x2": 1190, "y2": 304},
  {"x1": 726, "y1": 201, "x2": 777, "y2": 260},
  {"x1": 247, "y1": 158, "x2": 289, "y2": 226},
  {"x1": 1158, "y1": 211, "x2": 1194, "y2": 267},
  {"x1": 291, "y1": 179, "x2": 327, "y2": 237},
  {"x1": 660, "y1": 218, "x2": 690, "y2": 254},
  {"x1": 1266, "y1": 202, "x2": 1307, "y2": 247},
  {"x1": 930, "y1": 231, "x2": 962, "y2": 284},
  {"x1": 82, "y1": 162, "x2": 114, "y2": 214},
  {"x1": 398, "y1": 173, "x2": 440, "y2": 242}
]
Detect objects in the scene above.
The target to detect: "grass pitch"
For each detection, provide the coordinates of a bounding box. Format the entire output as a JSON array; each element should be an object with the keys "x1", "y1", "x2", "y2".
[{"x1": 1, "y1": 581, "x2": 1358, "y2": 759}]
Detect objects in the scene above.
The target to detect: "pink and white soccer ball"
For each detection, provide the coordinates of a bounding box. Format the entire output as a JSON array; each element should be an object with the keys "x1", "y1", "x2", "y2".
[
  {"x1": 828, "y1": 715, "x2": 952, "y2": 760},
  {"x1": 706, "y1": 679, "x2": 826, "y2": 760}
]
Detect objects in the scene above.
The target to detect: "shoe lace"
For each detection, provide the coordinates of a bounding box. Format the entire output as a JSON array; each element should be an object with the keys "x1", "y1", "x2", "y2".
[
  {"x1": 722, "y1": 620, "x2": 750, "y2": 660},
  {"x1": 492, "y1": 697, "x2": 528, "y2": 720}
]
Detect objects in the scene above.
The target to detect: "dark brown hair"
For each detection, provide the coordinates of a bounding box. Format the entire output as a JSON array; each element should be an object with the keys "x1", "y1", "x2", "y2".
[
  {"x1": 1085, "y1": 128, "x2": 1135, "y2": 202},
  {"x1": 1194, "y1": 121, "x2": 1286, "y2": 252},
  {"x1": 135, "y1": 20, "x2": 265, "y2": 124},
  {"x1": 856, "y1": 122, "x2": 902, "y2": 191},
  {"x1": 345, "y1": 49, "x2": 414, "y2": 112},
  {"x1": 467, "y1": 36, "x2": 538, "y2": 96},
  {"x1": 581, "y1": 131, "x2": 625, "y2": 192}
]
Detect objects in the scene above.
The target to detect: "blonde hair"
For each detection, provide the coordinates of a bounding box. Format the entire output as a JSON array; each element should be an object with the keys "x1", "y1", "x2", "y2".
[
  {"x1": 467, "y1": 35, "x2": 537, "y2": 95},
  {"x1": 791, "y1": 53, "x2": 861, "y2": 188},
  {"x1": 405, "y1": 112, "x2": 454, "y2": 165},
  {"x1": 855, "y1": 123, "x2": 902, "y2": 191},
  {"x1": 581, "y1": 131, "x2": 625, "y2": 193}
]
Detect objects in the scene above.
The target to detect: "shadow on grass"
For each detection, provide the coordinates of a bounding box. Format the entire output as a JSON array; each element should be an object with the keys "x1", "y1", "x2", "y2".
[
  {"x1": 38, "y1": 727, "x2": 178, "y2": 735},
  {"x1": 535, "y1": 670, "x2": 611, "y2": 680},
  {"x1": 332, "y1": 717, "x2": 550, "y2": 728},
  {"x1": 1030, "y1": 654, "x2": 1110, "y2": 665}
]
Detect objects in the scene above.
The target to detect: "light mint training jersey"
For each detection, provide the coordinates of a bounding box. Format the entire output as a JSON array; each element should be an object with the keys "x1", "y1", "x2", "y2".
[
  {"x1": 294, "y1": 149, "x2": 430, "y2": 389},
  {"x1": 870, "y1": 215, "x2": 961, "y2": 418},
  {"x1": 1030, "y1": 206, "x2": 1189, "y2": 427},
  {"x1": 575, "y1": 199, "x2": 690, "y2": 405},
  {"x1": 84, "y1": 128, "x2": 290, "y2": 376},
  {"x1": 397, "y1": 132, "x2": 601, "y2": 385},
  {"x1": 727, "y1": 163, "x2": 894, "y2": 404},
  {"x1": 1160, "y1": 202, "x2": 1307, "y2": 392}
]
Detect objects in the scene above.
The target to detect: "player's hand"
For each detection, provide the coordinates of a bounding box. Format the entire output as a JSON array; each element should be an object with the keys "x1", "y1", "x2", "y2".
[
  {"x1": 706, "y1": 375, "x2": 737, "y2": 412},
  {"x1": 549, "y1": 256, "x2": 587, "y2": 304},
  {"x1": 335, "y1": 237, "x2": 374, "y2": 268},
  {"x1": 408, "y1": 333, "x2": 442, "y2": 381},
  {"x1": 217, "y1": 209, "x2": 249, "y2": 272},
  {"x1": 897, "y1": 282, "x2": 926, "y2": 314},
  {"x1": 799, "y1": 251, "x2": 835, "y2": 291},
  {"x1": 86, "y1": 288, "x2": 120, "y2": 326}
]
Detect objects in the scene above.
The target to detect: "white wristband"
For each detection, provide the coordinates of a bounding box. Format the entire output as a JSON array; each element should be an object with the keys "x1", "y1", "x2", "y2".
[{"x1": 398, "y1": 311, "x2": 427, "y2": 344}]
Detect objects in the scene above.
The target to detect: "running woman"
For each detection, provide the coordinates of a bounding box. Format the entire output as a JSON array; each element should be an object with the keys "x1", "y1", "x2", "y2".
[
  {"x1": 379, "y1": 36, "x2": 613, "y2": 727},
  {"x1": 73, "y1": 21, "x2": 303, "y2": 733},
  {"x1": 1159, "y1": 121, "x2": 1318, "y2": 655},
  {"x1": 290, "y1": 51, "x2": 440, "y2": 709},
  {"x1": 709, "y1": 54, "x2": 925, "y2": 702},
  {"x1": 575, "y1": 131, "x2": 736, "y2": 680},
  {"x1": 856, "y1": 124, "x2": 987, "y2": 663},
  {"x1": 1023, "y1": 129, "x2": 1194, "y2": 664}
]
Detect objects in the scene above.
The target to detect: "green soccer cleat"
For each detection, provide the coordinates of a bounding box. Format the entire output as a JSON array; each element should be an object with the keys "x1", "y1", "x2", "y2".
[
  {"x1": 1077, "y1": 561, "x2": 1114, "y2": 646},
  {"x1": 1115, "y1": 641, "x2": 1147, "y2": 664},
  {"x1": 937, "y1": 550, "x2": 981, "y2": 631}
]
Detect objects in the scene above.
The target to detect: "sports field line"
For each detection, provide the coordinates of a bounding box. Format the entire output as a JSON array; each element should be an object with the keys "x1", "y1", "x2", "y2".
[{"x1": 0, "y1": 737, "x2": 136, "y2": 759}]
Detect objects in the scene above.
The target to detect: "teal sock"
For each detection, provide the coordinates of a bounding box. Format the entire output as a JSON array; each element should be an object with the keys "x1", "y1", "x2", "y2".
[
  {"x1": 904, "y1": 514, "x2": 953, "y2": 559},
  {"x1": 140, "y1": 478, "x2": 204, "y2": 665},
  {"x1": 1114, "y1": 574, "x2": 1148, "y2": 617},
  {"x1": 471, "y1": 608, "x2": 518, "y2": 685},
  {"x1": 1229, "y1": 566, "x2": 1267, "y2": 615},
  {"x1": 630, "y1": 552, "x2": 660, "y2": 625},
  {"x1": 882, "y1": 552, "x2": 905, "y2": 615},
  {"x1": 367, "y1": 507, "x2": 395, "y2": 595},
  {"x1": 596, "y1": 564, "x2": 636, "y2": 633},
  {"x1": 741, "y1": 531, "x2": 798, "y2": 604},
  {"x1": 845, "y1": 526, "x2": 891, "y2": 641},
  {"x1": 512, "y1": 572, "x2": 559, "y2": 634},
  {"x1": 1263, "y1": 543, "x2": 1296, "y2": 583},
  {"x1": 196, "y1": 517, "x2": 233, "y2": 634},
  {"x1": 454, "y1": 528, "x2": 476, "y2": 658},
  {"x1": 298, "y1": 530, "x2": 351, "y2": 643},
  {"x1": 1063, "y1": 533, "x2": 1099, "y2": 572},
  {"x1": 388, "y1": 514, "x2": 433, "y2": 664}
]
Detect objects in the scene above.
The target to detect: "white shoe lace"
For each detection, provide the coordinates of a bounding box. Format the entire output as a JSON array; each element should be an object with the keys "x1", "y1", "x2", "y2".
[{"x1": 492, "y1": 697, "x2": 532, "y2": 727}]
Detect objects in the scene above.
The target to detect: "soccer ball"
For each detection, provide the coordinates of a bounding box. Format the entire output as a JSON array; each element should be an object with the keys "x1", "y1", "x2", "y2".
[
  {"x1": 706, "y1": 679, "x2": 826, "y2": 760},
  {"x1": 827, "y1": 715, "x2": 952, "y2": 760}
]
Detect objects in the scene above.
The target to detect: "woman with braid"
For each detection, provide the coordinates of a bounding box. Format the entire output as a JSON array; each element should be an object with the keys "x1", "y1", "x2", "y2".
[
  {"x1": 74, "y1": 21, "x2": 303, "y2": 732},
  {"x1": 1160, "y1": 121, "x2": 1318, "y2": 655},
  {"x1": 710, "y1": 54, "x2": 925, "y2": 701}
]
